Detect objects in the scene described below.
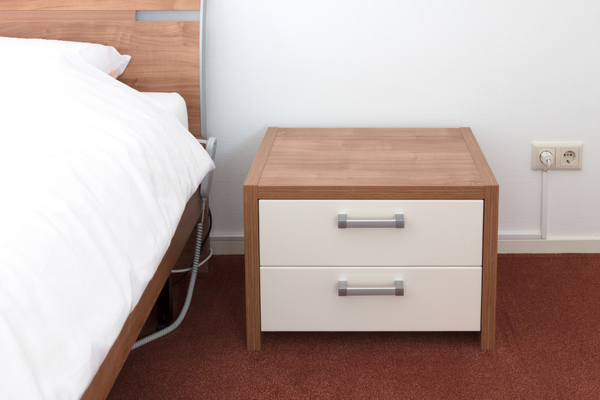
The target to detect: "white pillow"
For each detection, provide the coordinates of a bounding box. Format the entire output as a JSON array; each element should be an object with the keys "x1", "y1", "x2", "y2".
[{"x1": 0, "y1": 36, "x2": 131, "y2": 78}]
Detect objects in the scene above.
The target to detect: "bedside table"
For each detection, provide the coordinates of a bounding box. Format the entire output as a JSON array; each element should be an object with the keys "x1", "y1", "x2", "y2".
[{"x1": 243, "y1": 128, "x2": 499, "y2": 350}]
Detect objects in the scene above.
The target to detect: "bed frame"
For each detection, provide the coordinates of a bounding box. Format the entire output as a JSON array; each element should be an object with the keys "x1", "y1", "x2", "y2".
[{"x1": 0, "y1": 2, "x2": 204, "y2": 399}]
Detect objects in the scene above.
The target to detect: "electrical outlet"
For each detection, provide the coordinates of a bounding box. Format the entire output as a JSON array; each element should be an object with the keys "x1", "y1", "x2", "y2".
[
  {"x1": 559, "y1": 145, "x2": 582, "y2": 169},
  {"x1": 531, "y1": 144, "x2": 556, "y2": 169},
  {"x1": 532, "y1": 142, "x2": 583, "y2": 170}
]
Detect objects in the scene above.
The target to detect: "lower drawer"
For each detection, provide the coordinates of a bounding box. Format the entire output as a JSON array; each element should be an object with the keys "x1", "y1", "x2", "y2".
[{"x1": 261, "y1": 266, "x2": 482, "y2": 332}]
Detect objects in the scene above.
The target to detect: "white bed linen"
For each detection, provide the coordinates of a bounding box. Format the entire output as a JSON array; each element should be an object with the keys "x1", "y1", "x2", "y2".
[
  {"x1": 0, "y1": 41, "x2": 214, "y2": 399},
  {"x1": 141, "y1": 92, "x2": 189, "y2": 130}
]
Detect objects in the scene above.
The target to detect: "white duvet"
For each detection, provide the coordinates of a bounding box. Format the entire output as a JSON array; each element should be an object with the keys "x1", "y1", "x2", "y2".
[{"x1": 0, "y1": 41, "x2": 214, "y2": 399}]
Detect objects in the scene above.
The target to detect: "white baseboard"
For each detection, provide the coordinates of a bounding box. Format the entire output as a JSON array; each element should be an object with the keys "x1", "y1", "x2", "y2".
[
  {"x1": 210, "y1": 235, "x2": 600, "y2": 255},
  {"x1": 211, "y1": 236, "x2": 244, "y2": 255},
  {"x1": 499, "y1": 237, "x2": 600, "y2": 254},
  {"x1": 498, "y1": 232, "x2": 541, "y2": 240}
]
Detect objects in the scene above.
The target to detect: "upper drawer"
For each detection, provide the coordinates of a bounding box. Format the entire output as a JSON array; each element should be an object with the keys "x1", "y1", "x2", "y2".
[{"x1": 259, "y1": 200, "x2": 483, "y2": 266}]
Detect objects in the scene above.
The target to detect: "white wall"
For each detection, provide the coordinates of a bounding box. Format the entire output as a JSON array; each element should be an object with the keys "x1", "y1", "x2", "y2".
[{"x1": 205, "y1": 0, "x2": 600, "y2": 240}]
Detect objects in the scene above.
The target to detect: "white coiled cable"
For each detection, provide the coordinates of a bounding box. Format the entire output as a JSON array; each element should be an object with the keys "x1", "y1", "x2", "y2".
[{"x1": 132, "y1": 198, "x2": 210, "y2": 349}]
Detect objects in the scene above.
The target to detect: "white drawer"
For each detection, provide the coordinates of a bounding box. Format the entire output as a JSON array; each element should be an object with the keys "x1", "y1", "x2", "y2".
[
  {"x1": 259, "y1": 200, "x2": 483, "y2": 266},
  {"x1": 261, "y1": 266, "x2": 482, "y2": 332}
]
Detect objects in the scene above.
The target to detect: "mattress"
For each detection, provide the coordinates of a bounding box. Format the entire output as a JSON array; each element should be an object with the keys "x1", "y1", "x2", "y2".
[{"x1": 0, "y1": 40, "x2": 215, "y2": 399}]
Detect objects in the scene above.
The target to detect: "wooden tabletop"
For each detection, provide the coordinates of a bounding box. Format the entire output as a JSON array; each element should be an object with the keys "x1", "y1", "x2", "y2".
[{"x1": 246, "y1": 127, "x2": 497, "y2": 200}]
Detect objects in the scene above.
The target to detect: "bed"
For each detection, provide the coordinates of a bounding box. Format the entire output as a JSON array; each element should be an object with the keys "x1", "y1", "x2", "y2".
[{"x1": 0, "y1": 2, "x2": 211, "y2": 399}]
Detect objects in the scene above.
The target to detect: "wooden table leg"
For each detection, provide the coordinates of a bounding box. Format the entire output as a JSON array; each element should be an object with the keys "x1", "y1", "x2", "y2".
[
  {"x1": 243, "y1": 128, "x2": 278, "y2": 350},
  {"x1": 244, "y1": 185, "x2": 261, "y2": 350},
  {"x1": 480, "y1": 185, "x2": 499, "y2": 350}
]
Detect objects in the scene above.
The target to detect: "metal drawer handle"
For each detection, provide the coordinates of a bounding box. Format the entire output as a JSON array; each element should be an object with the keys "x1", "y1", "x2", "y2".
[
  {"x1": 338, "y1": 280, "x2": 404, "y2": 296},
  {"x1": 338, "y1": 213, "x2": 404, "y2": 229}
]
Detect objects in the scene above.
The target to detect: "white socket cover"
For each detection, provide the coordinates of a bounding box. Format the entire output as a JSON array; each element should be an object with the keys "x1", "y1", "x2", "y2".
[
  {"x1": 559, "y1": 145, "x2": 582, "y2": 169},
  {"x1": 531, "y1": 142, "x2": 583, "y2": 170}
]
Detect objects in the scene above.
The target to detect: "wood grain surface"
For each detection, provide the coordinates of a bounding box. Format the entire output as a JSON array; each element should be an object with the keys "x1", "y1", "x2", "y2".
[
  {"x1": 81, "y1": 189, "x2": 201, "y2": 400},
  {"x1": 0, "y1": 21, "x2": 202, "y2": 137},
  {"x1": 460, "y1": 127, "x2": 499, "y2": 186},
  {"x1": 0, "y1": 11, "x2": 135, "y2": 21},
  {"x1": 257, "y1": 186, "x2": 485, "y2": 200},
  {"x1": 243, "y1": 127, "x2": 279, "y2": 350},
  {"x1": 0, "y1": 0, "x2": 200, "y2": 11},
  {"x1": 258, "y1": 128, "x2": 485, "y2": 194},
  {"x1": 460, "y1": 127, "x2": 499, "y2": 350},
  {"x1": 481, "y1": 185, "x2": 499, "y2": 350}
]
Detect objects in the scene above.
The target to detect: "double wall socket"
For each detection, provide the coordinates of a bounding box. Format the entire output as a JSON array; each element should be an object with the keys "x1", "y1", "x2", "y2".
[{"x1": 531, "y1": 142, "x2": 583, "y2": 170}]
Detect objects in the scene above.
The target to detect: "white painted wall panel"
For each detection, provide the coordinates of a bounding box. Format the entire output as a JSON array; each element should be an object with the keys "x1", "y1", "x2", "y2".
[{"x1": 202, "y1": 1, "x2": 600, "y2": 238}]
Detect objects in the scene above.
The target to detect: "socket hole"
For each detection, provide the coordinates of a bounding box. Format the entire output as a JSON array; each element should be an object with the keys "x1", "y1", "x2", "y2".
[{"x1": 563, "y1": 151, "x2": 576, "y2": 165}]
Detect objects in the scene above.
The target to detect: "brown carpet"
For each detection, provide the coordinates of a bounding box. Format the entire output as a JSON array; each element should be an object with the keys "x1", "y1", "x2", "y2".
[{"x1": 107, "y1": 254, "x2": 600, "y2": 399}]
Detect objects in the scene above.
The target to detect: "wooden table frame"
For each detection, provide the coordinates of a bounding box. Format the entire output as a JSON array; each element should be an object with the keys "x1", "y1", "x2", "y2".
[{"x1": 244, "y1": 127, "x2": 498, "y2": 351}]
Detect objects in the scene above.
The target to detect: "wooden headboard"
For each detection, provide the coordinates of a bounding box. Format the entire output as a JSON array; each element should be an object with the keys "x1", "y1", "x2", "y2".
[{"x1": 0, "y1": 1, "x2": 203, "y2": 138}]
